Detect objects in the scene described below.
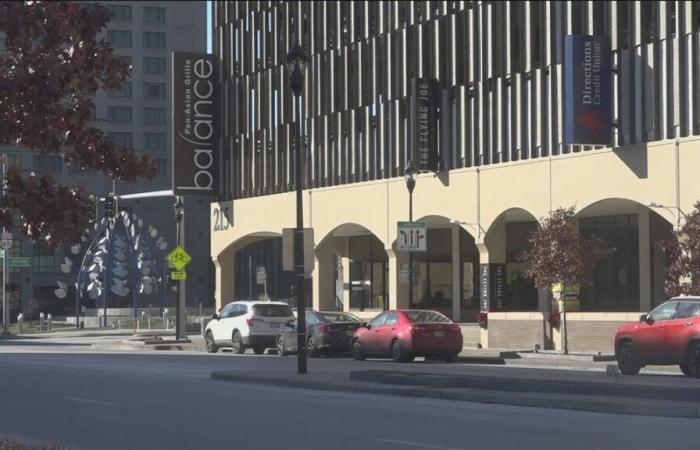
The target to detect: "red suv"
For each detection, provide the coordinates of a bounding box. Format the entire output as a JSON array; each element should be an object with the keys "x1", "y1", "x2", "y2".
[{"x1": 615, "y1": 297, "x2": 700, "y2": 377}]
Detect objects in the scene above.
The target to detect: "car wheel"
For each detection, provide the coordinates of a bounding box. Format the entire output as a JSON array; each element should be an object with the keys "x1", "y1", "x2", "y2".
[
  {"x1": 205, "y1": 331, "x2": 219, "y2": 354},
  {"x1": 253, "y1": 346, "x2": 266, "y2": 355},
  {"x1": 680, "y1": 363, "x2": 693, "y2": 377},
  {"x1": 617, "y1": 342, "x2": 641, "y2": 375},
  {"x1": 276, "y1": 336, "x2": 288, "y2": 357},
  {"x1": 307, "y1": 337, "x2": 319, "y2": 358},
  {"x1": 687, "y1": 342, "x2": 700, "y2": 378},
  {"x1": 391, "y1": 339, "x2": 411, "y2": 363},
  {"x1": 352, "y1": 339, "x2": 366, "y2": 361},
  {"x1": 231, "y1": 331, "x2": 245, "y2": 354},
  {"x1": 444, "y1": 353, "x2": 459, "y2": 363}
]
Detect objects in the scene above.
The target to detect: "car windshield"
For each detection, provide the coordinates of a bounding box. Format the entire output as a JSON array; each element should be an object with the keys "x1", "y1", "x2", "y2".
[
  {"x1": 404, "y1": 310, "x2": 451, "y2": 323},
  {"x1": 253, "y1": 304, "x2": 293, "y2": 317},
  {"x1": 320, "y1": 312, "x2": 361, "y2": 323}
]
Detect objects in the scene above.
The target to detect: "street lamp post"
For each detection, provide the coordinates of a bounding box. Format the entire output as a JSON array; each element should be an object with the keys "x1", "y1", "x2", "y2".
[
  {"x1": 174, "y1": 197, "x2": 186, "y2": 340},
  {"x1": 287, "y1": 42, "x2": 308, "y2": 375},
  {"x1": 404, "y1": 161, "x2": 417, "y2": 306}
]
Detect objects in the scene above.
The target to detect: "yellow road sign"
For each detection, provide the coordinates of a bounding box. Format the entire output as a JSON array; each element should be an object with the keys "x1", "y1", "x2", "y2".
[
  {"x1": 171, "y1": 270, "x2": 187, "y2": 281},
  {"x1": 166, "y1": 245, "x2": 192, "y2": 271}
]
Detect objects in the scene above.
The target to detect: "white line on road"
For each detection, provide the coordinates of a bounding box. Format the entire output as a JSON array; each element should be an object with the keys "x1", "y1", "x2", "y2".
[
  {"x1": 376, "y1": 438, "x2": 463, "y2": 450},
  {"x1": 63, "y1": 396, "x2": 118, "y2": 407}
]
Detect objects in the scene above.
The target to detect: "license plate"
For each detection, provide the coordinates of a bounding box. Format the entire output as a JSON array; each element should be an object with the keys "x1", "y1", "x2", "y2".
[
  {"x1": 345, "y1": 330, "x2": 354, "y2": 336},
  {"x1": 269, "y1": 323, "x2": 279, "y2": 329},
  {"x1": 433, "y1": 330, "x2": 445, "y2": 337}
]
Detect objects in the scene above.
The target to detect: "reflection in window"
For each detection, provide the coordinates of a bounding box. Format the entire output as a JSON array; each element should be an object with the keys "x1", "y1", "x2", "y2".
[
  {"x1": 349, "y1": 235, "x2": 388, "y2": 310},
  {"x1": 580, "y1": 215, "x2": 640, "y2": 312}
]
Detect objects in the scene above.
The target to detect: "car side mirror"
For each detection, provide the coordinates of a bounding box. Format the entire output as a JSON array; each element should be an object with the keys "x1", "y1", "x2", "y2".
[
  {"x1": 211, "y1": 313, "x2": 219, "y2": 320},
  {"x1": 639, "y1": 314, "x2": 648, "y2": 323}
]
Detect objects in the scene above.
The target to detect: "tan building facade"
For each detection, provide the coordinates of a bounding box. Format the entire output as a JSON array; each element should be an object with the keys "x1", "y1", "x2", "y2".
[{"x1": 210, "y1": 1, "x2": 700, "y2": 352}]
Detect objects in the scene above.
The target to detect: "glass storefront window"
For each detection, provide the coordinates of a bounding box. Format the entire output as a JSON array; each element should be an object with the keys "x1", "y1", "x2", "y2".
[
  {"x1": 349, "y1": 235, "x2": 387, "y2": 310},
  {"x1": 579, "y1": 214, "x2": 640, "y2": 312}
]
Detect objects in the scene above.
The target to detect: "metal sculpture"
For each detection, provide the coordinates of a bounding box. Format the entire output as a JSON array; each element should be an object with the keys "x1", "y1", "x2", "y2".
[{"x1": 56, "y1": 209, "x2": 168, "y2": 328}]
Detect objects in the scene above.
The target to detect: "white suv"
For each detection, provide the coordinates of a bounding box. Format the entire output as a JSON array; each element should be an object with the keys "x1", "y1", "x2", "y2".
[{"x1": 205, "y1": 301, "x2": 294, "y2": 354}]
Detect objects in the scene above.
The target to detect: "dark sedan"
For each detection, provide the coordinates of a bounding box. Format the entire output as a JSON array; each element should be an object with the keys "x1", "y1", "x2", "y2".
[{"x1": 276, "y1": 310, "x2": 363, "y2": 357}]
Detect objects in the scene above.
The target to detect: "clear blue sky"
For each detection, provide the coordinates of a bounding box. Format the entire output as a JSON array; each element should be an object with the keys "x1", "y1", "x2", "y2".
[{"x1": 206, "y1": 1, "x2": 212, "y2": 53}]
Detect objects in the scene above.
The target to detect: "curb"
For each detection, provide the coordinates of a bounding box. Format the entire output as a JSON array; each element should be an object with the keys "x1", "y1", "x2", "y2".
[
  {"x1": 209, "y1": 371, "x2": 700, "y2": 419},
  {"x1": 348, "y1": 370, "x2": 700, "y2": 402}
]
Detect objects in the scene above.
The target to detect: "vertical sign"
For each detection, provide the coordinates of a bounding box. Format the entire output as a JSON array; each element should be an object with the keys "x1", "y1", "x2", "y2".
[
  {"x1": 479, "y1": 264, "x2": 490, "y2": 312},
  {"x1": 409, "y1": 78, "x2": 440, "y2": 172},
  {"x1": 172, "y1": 52, "x2": 219, "y2": 196},
  {"x1": 564, "y1": 34, "x2": 612, "y2": 145},
  {"x1": 492, "y1": 264, "x2": 505, "y2": 311}
]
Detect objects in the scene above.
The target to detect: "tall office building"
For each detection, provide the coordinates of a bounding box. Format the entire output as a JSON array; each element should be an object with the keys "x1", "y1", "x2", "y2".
[
  {"x1": 0, "y1": 1, "x2": 211, "y2": 317},
  {"x1": 210, "y1": 1, "x2": 700, "y2": 352}
]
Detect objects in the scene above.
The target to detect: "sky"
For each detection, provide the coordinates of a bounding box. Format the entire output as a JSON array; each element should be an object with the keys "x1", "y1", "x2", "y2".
[{"x1": 206, "y1": 1, "x2": 212, "y2": 53}]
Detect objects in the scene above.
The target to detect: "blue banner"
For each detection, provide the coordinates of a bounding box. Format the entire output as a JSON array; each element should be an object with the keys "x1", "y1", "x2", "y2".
[{"x1": 564, "y1": 34, "x2": 612, "y2": 146}]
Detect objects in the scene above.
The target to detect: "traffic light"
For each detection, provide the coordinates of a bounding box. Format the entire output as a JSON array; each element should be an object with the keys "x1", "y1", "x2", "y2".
[
  {"x1": 104, "y1": 193, "x2": 115, "y2": 220},
  {"x1": 87, "y1": 195, "x2": 96, "y2": 224}
]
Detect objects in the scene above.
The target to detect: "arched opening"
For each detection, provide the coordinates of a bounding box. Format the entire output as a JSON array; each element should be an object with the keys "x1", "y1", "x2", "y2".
[
  {"x1": 484, "y1": 208, "x2": 540, "y2": 312},
  {"x1": 315, "y1": 224, "x2": 388, "y2": 312},
  {"x1": 394, "y1": 215, "x2": 480, "y2": 321},
  {"x1": 576, "y1": 198, "x2": 674, "y2": 312}
]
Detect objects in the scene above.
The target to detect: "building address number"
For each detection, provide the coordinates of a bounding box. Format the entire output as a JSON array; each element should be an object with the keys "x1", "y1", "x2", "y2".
[{"x1": 212, "y1": 203, "x2": 232, "y2": 231}]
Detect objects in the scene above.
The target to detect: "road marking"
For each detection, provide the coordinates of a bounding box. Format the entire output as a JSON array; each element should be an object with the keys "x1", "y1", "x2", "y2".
[
  {"x1": 375, "y1": 439, "x2": 462, "y2": 450},
  {"x1": 64, "y1": 396, "x2": 118, "y2": 407}
]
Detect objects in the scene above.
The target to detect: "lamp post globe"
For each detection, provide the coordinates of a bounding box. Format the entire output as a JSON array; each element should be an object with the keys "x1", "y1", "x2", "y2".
[
  {"x1": 404, "y1": 160, "x2": 417, "y2": 195},
  {"x1": 286, "y1": 42, "x2": 307, "y2": 97}
]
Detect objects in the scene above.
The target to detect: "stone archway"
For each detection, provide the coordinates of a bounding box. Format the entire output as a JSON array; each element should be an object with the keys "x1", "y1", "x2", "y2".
[
  {"x1": 213, "y1": 232, "x2": 281, "y2": 310},
  {"x1": 386, "y1": 215, "x2": 480, "y2": 322},
  {"x1": 483, "y1": 208, "x2": 541, "y2": 313},
  {"x1": 576, "y1": 198, "x2": 674, "y2": 313},
  {"x1": 314, "y1": 223, "x2": 389, "y2": 316}
]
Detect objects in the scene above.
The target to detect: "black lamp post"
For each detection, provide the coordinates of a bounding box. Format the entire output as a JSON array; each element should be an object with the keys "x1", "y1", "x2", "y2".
[
  {"x1": 287, "y1": 41, "x2": 308, "y2": 375},
  {"x1": 404, "y1": 161, "x2": 417, "y2": 306},
  {"x1": 174, "y1": 196, "x2": 185, "y2": 340}
]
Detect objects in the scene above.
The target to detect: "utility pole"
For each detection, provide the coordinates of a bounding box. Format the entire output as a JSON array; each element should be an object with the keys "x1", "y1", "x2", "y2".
[
  {"x1": 174, "y1": 197, "x2": 186, "y2": 340},
  {"x1": 1, "y1": 155, "x2": 8, "y2": 335},
  {"x1": 287, "y1": 41, "x2": 308, "y2": 375}
]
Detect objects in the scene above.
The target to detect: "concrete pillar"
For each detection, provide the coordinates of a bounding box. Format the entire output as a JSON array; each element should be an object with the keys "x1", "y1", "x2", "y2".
[
  {"x1": 387, "y1": 249, "x2": 398, "y2": 310},
  {"x1": 313, "y1": 248, "x2": 336, "y2": 311},
  {"x1": 395, "y1": 249, "x2": 410, "y2": 309},
  {"x1": 342, "y1": 238, "x2": 351, "y2": 312},
  {"x1": 213, "y1": 253, "x2": 235, "y2": 311},
  {"x1": 638, "y1": 207, "x2": 652, "y2": 312},
  {"x1": 477, "y1": 244, "x2": 490, "y2": 348},
  {"x1": 451, "y1": 226, "x2": 461, "y2": 322}
]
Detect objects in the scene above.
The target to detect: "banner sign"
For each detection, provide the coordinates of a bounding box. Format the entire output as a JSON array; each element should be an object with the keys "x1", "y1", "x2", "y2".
[
  {"x1": 409, "y1": 78, "x2": 440, "y2": 172},
  {"x1": 564, "y1": 34, "x2": 612, "y2": 146},
  {"x1": 492, "y1": 264, "x2": 506, "y2": 311},
  {"x1": 479, "y1": 264, "x2": 490, "y2": 312},
  {"x1": 172, "y1": 52, "x2": 219, "y2": 196}
]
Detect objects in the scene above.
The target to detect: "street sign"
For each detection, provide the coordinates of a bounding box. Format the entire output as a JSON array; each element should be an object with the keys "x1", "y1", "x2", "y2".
[
  {"x1": 282, "y1": 228, "x2": 315, "y2": 276},
  {"x1": 0, "y1": 249, "x2": 4, "y2": 258},
  {"x1": 166, "y1": 245, "x2": 191, "y2": 271},
  {"x1": 1, "y1": 231, "x2": 12, "y2": 250},
  {"x1": 397, "y1": 221, "x2": 427, "y2": 252},
  {"x1": 9, "y1": 257, "x2": 31, "y2": 268},
  {"x1": 171, "y1": 270, "x2": 187, "y2": 281},
  {"x1": 256, "y1": 266, "x2": 266, "y2": 285}
]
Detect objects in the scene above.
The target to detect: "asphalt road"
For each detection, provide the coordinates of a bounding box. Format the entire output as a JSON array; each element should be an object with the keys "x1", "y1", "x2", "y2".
[{"x1": 0, "y1": 352, "x2": 698, "y2": 450}]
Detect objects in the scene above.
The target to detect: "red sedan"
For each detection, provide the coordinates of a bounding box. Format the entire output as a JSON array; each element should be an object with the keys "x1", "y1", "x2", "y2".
[{"x1": 351, "y1": 310, "x2": 463, "y2": 362}]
